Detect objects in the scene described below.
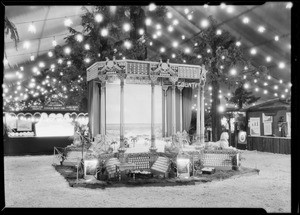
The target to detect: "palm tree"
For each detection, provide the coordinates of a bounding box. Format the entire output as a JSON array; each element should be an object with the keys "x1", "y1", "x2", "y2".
[
  {"x1": 225, "y1": 85, "x2": 260, "y2": 110},
  {"x1": 4, "y1": 17, "x2": 20, "y2": 69}
]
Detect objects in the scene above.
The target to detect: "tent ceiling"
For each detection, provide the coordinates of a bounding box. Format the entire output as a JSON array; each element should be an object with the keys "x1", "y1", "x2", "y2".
[{"x1": 3, "y1": 3, "x2": 291, "y2": 106}]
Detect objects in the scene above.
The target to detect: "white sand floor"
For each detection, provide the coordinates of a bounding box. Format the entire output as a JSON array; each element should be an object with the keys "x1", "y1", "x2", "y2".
[{"x1": 4, "y1": 150, "x2": 290, "y2": 212}]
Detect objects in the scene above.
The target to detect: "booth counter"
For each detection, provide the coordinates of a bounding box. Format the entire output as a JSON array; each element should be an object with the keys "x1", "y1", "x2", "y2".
[
  {"x1": 246, "y1": 136, "x2": 291, "y2": 154},
  {"x1": 3, "y1": 111, "x2": 88, "y2": 156}
]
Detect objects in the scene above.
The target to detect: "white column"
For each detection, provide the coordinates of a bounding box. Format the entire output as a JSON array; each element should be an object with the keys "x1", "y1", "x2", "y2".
[
  {"x1": 100, "y1": 82, "x2": 106, "y2": 135},
  {"x1": 196, "y1": 84, "x2": 201, "y2": 142},
  {"x1": 162, "y1": 85, "x2": 169, "y2": 137},
  {"x1": 178, "y1": 86, "x2": 184, "y2": 132},
  {"x1": 150, "y1": 82, "x2": 157, "y2": 152},
  {"x1": 172, "y1": 84, "x2": 176, "y2": 135},
  {"x1": 200, "y1": 85, "x2": 205, "y2": 144},
  {"x1": 119, "y1": 78, "x2": 125, "y2": 150}
]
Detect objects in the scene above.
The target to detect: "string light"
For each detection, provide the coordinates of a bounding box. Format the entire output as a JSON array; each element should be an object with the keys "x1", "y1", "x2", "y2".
[
  {"x1": 200, "y1": 19, "x2": 209, "y2": 28},
  {"x1": 149, "y1": 42, "x2": 153, "y2": 46},
  {"x1": 184, "y1": 48, "x2": 190, "y2": 53},
  {"x1": 220, "y1": 3, "x2": 227, "y2": 9},
  {"x1": 84, "y1": 58, "x2": 91, "y2": 63},
  {"x1": 58, "y1": 58, "x2": 63, "y2": 64},
  {"x1": 28, "y1": 22, "x2": 36, "y2": 34},
  {"x1": 266, "y1": 56, "x2": 272, "y2": 62},
  {"x1": 285, "y1": 89, "x2": 288, "y2": 93},
  {"x1": 197, "y1": 55, "x2": 202, "y2": 59},
  {"x1": 274, "y1": 35, "x2": 279, "y2": 41},
  {"x1": 101, "y1": 28, "x2": 108, "y2": 37},
  {"x1": 250, "y1": 48, "x2": 257, "y2": 55},
  {"x1": 23, "y1": 41, "x2": 30, "y2": 49},
  {"x1": 263, "y1": 90, "x2": 268, "y2": 94},
  {"x1": 94, "y1": 13, "x2": 103, "y2": 23},
  {"x1": 52, "y1": 38, "x2": 57, "y2": 47},
  {"x1": 278, "y1": 62, "x2": 285, "y2": 69},
  {"x1": 286, "y1": 2, "x2": 293, "y2": 9},
  {"x1": 244, "y1": 83, "x2": 249, "y2": 89},
  {"x1": 149, "y1": 3, "x2": 156, "y2": 11},
  {"x1": 258, "y1": 26, "x2": 266, "y2": 33},
  {"x1": 255, "y1": 87, "x2": 259, "y2": 92},
  {"x1": 187, "y1": 14, "x2": 193, "y2": 20},
  {"x1": 160, "y1": 47, "x2": 166, "y2": 53},
  {"x1": 138, "y1": 29, "x2": 145, "y2": 35},
  {"x1": 64, "y1": 18, "x2": 73, "y2": 27},
  {"x1": 156, "y1": 31, "x2": 162, "y2": 37},
  {"x1": 207, "y1": 49, "x2": 211, "y2": 53},
  {"x1": 123, "y1": 23, "x2": 131, "y2": 32},
  {"x1": 181, "y1": 35, "x2": 185, "y2": 40},
  {"x1": 124, "y1": 40, "x2": 132, "y2": 49},
  {"x1": 281, "y1": 94, "x2": 285, "y2": 98},
  {"x1": 173, "y1": 19, "x2": 179, "y2": 25},
  {"x1": 172, "y1": 54, "x2": 176, "y2": 58},
  {"x1": 274, "y1": 93, "x2": 278, "y2": 97},
  {"x1": 184, "y1": 8, "x2": 189, "y2": 14},
  {"x1": 145, "y1": 18, "x2": 152, "y2": 26},
  {"x1": 236, "y1": 41, "x2": 241, "y2": 47},
  {"x1": 64, "y1": 47, "x2": 71, "y2": 54},
  {"x1": 76, "y1": 34, "x2": 83, "y2": 42},
  {"x1": 168, "y1": 25, "x2": 174, "y2": 32},
  {"x1": 226, "y1": 6, "x2": 234, "y2": 13},
  {"x1": 48, "y1": 51, "x2": 53, "y2": 57},
  {"x1": 38, "y1": 62, "x2": 45, "y2": 68},
  {"x1": 274, "y1": 85, "x2": 278, "y2": 90},
  {"x1": 153, "y1": 34, "x2": 157, "y2": 39},
  {"x1": 84, "y1": 44, "x2": 90, "y2": 50},
  {"x1": 172, "y1": 41, "x2": 178, "y2": 48},
  {"x1": 216, "y1": 29, "x2": 222, "y2": 35},
  {"x1": 267, "y1": 75, "x2": 271, "y2": 80},
  {"x1": 167, "y1": 12, "x2": 173, "y2": 19},
  {"x1": 230, "y1": 68, "x2": 237, "y2": 75},
  {"x1": 263, "y1": 82, "x2": 268, "y2": 86},
  {"x1": 279, "y1": 79, "x2": 283, "y2": 84},
  {"x1": 30, "y1": 54, "x2": 35, "y2": 61},
  {"x1": 242, "y1": 17, "x2": 250, "y2": 24}
]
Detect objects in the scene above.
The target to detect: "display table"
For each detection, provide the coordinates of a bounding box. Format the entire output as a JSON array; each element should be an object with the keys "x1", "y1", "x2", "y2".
[
  {"x1": 4, "y1": 136, "x2": 73, "y2": 156},
  {"x1": 247, "y1": 136, "x2": 291, "y2": 154}
]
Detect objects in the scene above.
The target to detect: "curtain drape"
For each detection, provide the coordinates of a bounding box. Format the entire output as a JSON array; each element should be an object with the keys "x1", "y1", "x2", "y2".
[
  {"x1": 87, "y1": 80, "x2": 101, "y2": 138},
  {"x1": 165, "y1": 87, "x2": 193, "y2": 137},
  {"x1": 182, "y1": 88, "x2": 193, "y2": 133}
]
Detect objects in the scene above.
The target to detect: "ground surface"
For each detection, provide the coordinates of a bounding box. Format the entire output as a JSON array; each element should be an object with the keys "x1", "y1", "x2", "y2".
[{"x1": 4, "y1": 150, "x2": 290, "y2": 212}]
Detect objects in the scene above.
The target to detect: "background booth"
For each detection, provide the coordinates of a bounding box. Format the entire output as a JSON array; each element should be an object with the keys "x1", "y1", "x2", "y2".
[
  {"x1": 3, "y1": 99, "x2": 88, "y2": 155},
  {"x1": 243, "y1": 98, "x2": 291, "y2": 154}
]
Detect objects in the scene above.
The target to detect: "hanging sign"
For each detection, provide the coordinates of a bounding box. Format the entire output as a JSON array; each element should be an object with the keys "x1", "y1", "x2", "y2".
[{"x1": 249, "y1": 117, "x2": 260, "y2": 136}]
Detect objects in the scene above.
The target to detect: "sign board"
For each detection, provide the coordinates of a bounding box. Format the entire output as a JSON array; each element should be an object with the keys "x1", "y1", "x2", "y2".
[
  {"x1": 238, "y1": 131, "x2": 247, "y2": 144},
  {"x1": 17, "y1": 120, "x2": 32, "y2": 131},
  {"x1": 249, "y1": 117, "x2": 260, "y2": 136},
  {"x1": 176, "y1": 158, "x2": 190, "y2": 179}
]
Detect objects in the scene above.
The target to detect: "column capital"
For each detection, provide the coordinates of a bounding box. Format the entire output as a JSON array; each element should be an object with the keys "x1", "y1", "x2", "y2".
[
  {"x1": 162, "y1": 85, "x2": 169, "y2": 92},
  {"x1": 177, "y1": 85, "x2": 184, "y2": 92}
]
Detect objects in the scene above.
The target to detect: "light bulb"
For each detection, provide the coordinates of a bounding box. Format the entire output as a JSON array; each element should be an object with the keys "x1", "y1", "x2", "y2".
[
  {"x1": 94, "y1": 13, "x2": 103, "y2": 23},
  {"x1": 28, "y1": 23, "x2": 36, "y2": 34},
  {"x1": 123, "y1": 23, "x2": 131, "y2": 32},
  {"x1": 101, "y1": 28, "x2": 108, "y2": 37},
  {"x1": 200, "y1": 19, "x2": 209, "y2": 28},
  {"x1": 242, "y1": 17, "x2": 249, "y2": 24},
  {"x1": 64, "y1": 18, "x2": 73, "y2": 27}
]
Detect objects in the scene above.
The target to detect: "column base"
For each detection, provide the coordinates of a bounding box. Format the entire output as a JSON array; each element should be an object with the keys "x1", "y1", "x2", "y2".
[
  {"x1": 118, "y1": 147, "x2": 127, "y2": 153},
  {"x1": 149, "y1": 147, "x2": 158, "y2": 153}
]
